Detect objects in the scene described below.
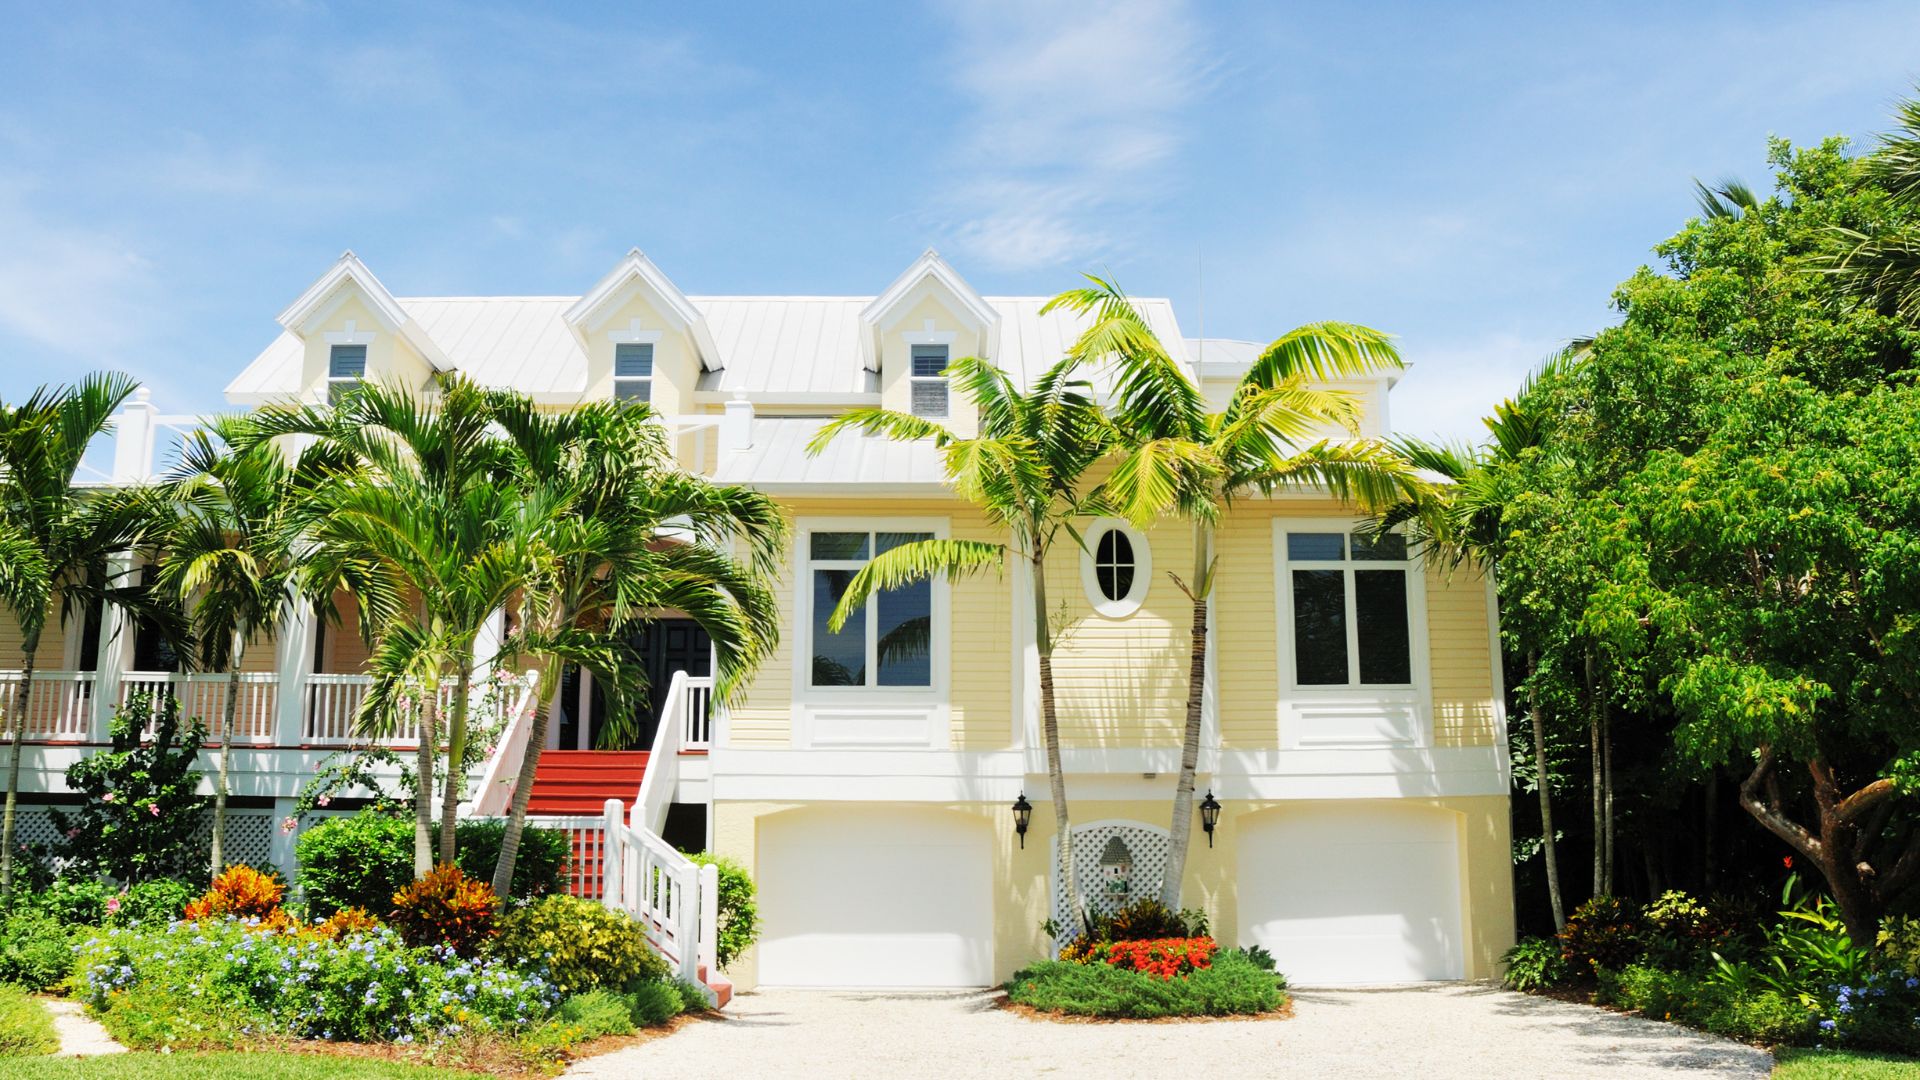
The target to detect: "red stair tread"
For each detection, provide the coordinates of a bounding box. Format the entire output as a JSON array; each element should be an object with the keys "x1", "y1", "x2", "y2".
[{"x1": 525, "y1": 750, "x2": 650, "y2": 815}]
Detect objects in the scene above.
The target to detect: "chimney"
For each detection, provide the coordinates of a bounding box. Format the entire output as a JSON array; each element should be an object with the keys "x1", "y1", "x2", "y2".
[
  {"x1": 110, "y1": 388, "x2": 157, "y2": 484},
  {"x1": 722, "y1": 395, "x2": 754, "y2": 452}
]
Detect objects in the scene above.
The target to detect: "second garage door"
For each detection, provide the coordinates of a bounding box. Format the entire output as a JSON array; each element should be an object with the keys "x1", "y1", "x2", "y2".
[
  {"x1": 758, "y1": 805, "x2": 994, "y2": 988},
  {"x1": 1237, "y1": 801, "x2": 1464, "y2": 984}
]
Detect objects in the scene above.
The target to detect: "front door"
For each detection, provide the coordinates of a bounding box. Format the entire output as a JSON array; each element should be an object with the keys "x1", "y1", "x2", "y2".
[{"x1": 557, "y1": 619, "x2": 712, "y2": 751}]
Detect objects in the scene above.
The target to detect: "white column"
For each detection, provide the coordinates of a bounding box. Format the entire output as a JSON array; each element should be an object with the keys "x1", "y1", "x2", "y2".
[
  {"x1": 601, "y1": 798, "x2": 625, "y2": 910},
  {"x1": 90, "y1": 552, "x2": 136, "y2": 741},
  {"x1": 109, "y1": 389, "x2": 158, "y2": 484},
  {"x1": 721, "y1": 395, "x2": 754, "y2": 451},
  {"x1": 473, "y1": 607, "x2": 506, "y2": 681},
  {"x1": 273, "y1": 601, "x2": 316, "y2": 746}
]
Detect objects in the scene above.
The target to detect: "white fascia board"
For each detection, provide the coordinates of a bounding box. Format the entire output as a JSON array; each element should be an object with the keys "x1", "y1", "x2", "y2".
[
  {"x1": 860, "y1": 248, "x2": 999, "y2": 332},
  {"x1": 276, "y1": 251, "x2": 411, "y2": 337},
  {"x1": 564, "y1": 248, "x2": 721, "y2": 370},
  {"x1": 691, "y1": 389, "x2": 883, "y2": 406},
  {"x1": 740, "y1": 482, "x2": 956, "y2": 497}
]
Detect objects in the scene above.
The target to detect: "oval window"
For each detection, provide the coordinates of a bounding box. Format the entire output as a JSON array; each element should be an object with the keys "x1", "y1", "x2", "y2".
[{"x1": 1081, "y1": 520, "x2": 1150, "y2": 618}]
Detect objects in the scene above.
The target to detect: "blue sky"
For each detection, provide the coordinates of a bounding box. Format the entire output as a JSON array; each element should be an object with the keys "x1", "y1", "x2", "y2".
[{"x1": 1, "y1": 0, "x2": 1917, "y2": 441}]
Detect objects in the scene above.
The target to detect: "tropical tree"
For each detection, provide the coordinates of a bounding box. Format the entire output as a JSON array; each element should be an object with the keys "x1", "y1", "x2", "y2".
[
  {"x1": 1830, "y1": 93, "x2": 1920, "y2": 323},
  {"x1": 484, "y1": 393, "x2": 784, "y2": 894},
  {"x1": 0, "y1": 373, "x2": 144, "y2": 893},
  {"x1": 154, "y1": 417, "x2": 302, "y2": 880},
  {"x1": 807, "y1": 355, "x2": 1114, "y2": 933},
  {"x1": 245, "y1": 377, "x2": 530, "y2": 877},
  {"x1": 1045, "y1": 277, "x2": 1430, "y2": 909}
]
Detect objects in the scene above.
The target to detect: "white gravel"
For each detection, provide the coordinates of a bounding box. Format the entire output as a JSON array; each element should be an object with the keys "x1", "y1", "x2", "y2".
[{"x1": 564, "y1": 983, "x2": 1774, "y2": 1080}]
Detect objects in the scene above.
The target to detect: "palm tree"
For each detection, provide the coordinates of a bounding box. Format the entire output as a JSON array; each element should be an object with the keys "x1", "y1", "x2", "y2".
[
  {"x1": 1045, "y1": 276, "x2": 1429, "y2": 909},
  {"x1": 0, "y1": 373, "x2": 144, "y2": 893},
  {"x1": 484, "y1": 393, "x2": 783, "y2": 894},
  {"x1": 1831, "y1": 94, "x2": 1920, "y2": 324},
  {"x1": 807, "y1": 355, "x2": 1113, "y2": 934},
  {"x1": 154, "y1": 418, "x2": 301, "y2": 880},
  {"x1": 1382, "y1": 346, "x2": 1585, "y2": 930},
  {"x1": 246, "y1": 377, "x2": 527, "y2": 877}
]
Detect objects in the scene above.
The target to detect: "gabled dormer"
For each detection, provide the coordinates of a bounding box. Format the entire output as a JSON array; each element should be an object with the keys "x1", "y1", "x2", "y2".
[
  {"x1": 565, "y1": 249, "x2": 718, "y2": 417},
  {"x1": 277, "y1": 251, "x2": 450, "y2": 403},
  {"x1": 861, "y1": 250, "x2": 999, "y2": 431}
]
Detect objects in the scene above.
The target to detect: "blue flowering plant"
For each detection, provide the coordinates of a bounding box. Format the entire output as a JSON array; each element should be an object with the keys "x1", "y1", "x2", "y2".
[{"x1": 75, "y1": 916, "x2": 561, "y2": 1047}]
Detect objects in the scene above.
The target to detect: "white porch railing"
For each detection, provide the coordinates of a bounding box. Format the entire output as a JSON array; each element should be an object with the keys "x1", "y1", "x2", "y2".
[
  {"x1": 468, "y1": 672, "x2": 545, "y2": 816},
  {"x1": 0, "y1": 671, "x2": 95, "y2": 741},
  {"x1": 119, "y1": 672, "x2": 279, "y2": 743},
  {"x1": 602, "y1": 797, "x2": 717, "y2": 1002},
  {"x1": 681, "y1": 675, "x2": 713, "y2": 750},
  {"x1": 634, "y1": 671, "x2": 696, "y2": 834},
  {"x1": 302, "y1": 674, "x2": 378, "y2": 745}
]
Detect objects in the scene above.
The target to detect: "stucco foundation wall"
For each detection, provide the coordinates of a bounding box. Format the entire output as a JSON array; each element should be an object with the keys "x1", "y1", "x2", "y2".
[{"x1": 711, "y1": 793, "x2": 1512, "y2": 991}]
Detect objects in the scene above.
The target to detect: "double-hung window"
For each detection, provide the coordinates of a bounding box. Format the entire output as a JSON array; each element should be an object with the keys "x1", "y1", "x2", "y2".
[
  {"x1": 1283, "y1": 530, "x2": 1413, "y2": 686},
  {"x1": 614, "y1": 343, "x2": 654, "y2": 404},
  {"x1": 807, "y1": 530, "x2": 934, "y2": 688},
  {"x1": 909, "y1": 344, "x2": 949, "y2": 418},
  {"x1": 327, "y1": 344, "x2": 367, "y2": 405}
]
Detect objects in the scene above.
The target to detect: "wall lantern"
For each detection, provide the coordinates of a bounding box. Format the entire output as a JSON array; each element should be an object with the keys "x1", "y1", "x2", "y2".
[
  {"x1": 1011, "y1": 793, "x2": 1033, "y2": 848},
  {"x1": 1199, "y1": 791, "x2": 1222, "y2": 848}
]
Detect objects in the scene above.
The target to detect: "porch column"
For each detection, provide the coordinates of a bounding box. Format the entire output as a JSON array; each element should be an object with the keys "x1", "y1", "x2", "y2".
[
  {"x1": 89, "y1": 551, "x2": 136, "y2": 742},
  {"x1": 273, "y1": 601, "x2": 316, "y2": 747}
]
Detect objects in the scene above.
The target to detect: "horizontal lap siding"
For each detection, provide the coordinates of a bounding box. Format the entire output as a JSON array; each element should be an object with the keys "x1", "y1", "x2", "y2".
[
  {"x1": 1045, "y1": 519, "x2": 1192, "y2": 749},
  {"x1": 1215, "y1": 509, "x2": 1282, "y2": 749},
  {"x1": 0, "y1": 610, "x2": 28, "y2": 669},
  {"x1": 1426, "y1": 567, "x2": 1499, "y2": 747}
]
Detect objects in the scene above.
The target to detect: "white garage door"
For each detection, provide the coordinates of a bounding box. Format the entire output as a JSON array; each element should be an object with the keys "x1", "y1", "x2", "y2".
[
  {"x1": 1237, "y1": 802, "x2": 1464, "y2": 985},
  {"x1": 758, "y1": 806, "x2": 993, "y2": 988}
]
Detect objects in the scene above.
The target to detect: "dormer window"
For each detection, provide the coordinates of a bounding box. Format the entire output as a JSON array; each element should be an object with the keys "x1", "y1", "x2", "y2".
[
  {"x1": 615, "y1": 343, "x2": 654, "y2": 404},
  {"x1": 910, "y1": 344, "x2": 949, "y2": 418},
  {"x1": 327, "y1": 344, "x2": 367, "y2": 405}
]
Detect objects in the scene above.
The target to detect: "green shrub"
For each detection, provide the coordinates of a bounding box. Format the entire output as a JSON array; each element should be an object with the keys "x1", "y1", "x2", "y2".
[
  {"x1": 27, "y1": 877, "x2": 111, "y2": 926},
  {"x1": 50, "y1": 694, "x2": 209, "y2": 883},
  {"x1": 669, "y1": 978, "x2": 711, "y2": 1014},
  {"x1": 296, "y1": 811, "x2": 569, "y2": 918},
  {"x1": 1640, "y1": 890, "x2": 1735, "y2": 968},
  {"x1": 1005, "y1": 948, "x2": 1286, "y2": 1019},
  {"x1": 1597, "y1": 963, "x2": 1817, "y2": 1044},
  {"x1": 0, "y1": 984, "x2": 58, "y2": 1056},
  {"x1": 0, "y1": 908, "x2": 73, "y2": 991},
  {"x1": 1560, "y1": 896, "x2": 1643, "y2": 976},
  {"x1": 1503, "y1": 936, "x2": 1572, "y2": 992},
  {"x1": 685, "y1": 851, "x2": 757, "y2": 970},
  {"x1": 76, "y1": 918, "x2": 561, "y2": 1046},
  {"x1": 627, "y1": 981, "x2": 684, "y2": 1026},
  {"x1": 1234, "y1": 944, "x2": 1277, "y2": 972},
  {"x1": 1877, "y1": 916, "x2": 1920, "y2": 974},
  {"x1": 554, "y1": 990, "x2": 637, "y2": 1038},
  {"x1": 490, "y1": 894, "x2": 667, "y2": 996},
  {"x1": 116, "y1": 879, "x2": 194, "y2": 926}
]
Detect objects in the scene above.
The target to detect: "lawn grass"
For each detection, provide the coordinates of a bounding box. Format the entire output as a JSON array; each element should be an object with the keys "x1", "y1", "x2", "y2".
[
  {"x1": 1773, "y1": 1047, "x2": 1920, "y2": 1078},
  {"x1": 0, "y1": 1051, "x2": 490, "y2": 1079},
  {"x1": 0, "y1": 985, "x2": 60, "y2": 1056}
]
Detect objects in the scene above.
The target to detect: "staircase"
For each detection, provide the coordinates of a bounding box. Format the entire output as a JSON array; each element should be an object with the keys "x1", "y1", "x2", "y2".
[{"x1": 525, "y1": 750, "x2": 650, "y2": 815}]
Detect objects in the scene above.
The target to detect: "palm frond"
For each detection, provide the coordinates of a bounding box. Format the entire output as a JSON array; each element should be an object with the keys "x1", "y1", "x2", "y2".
[{"x1": 826, "y1": 539, "x2": 1005, "y2": 632}]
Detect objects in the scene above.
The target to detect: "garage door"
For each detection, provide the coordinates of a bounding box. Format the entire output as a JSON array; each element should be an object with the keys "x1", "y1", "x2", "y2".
[
  {"x1": 758, "y1": 806, "x2": 993, "y2": 988},
  {"x1": 1237, "y1": 802, "x2": 1463, "y2": 984}
]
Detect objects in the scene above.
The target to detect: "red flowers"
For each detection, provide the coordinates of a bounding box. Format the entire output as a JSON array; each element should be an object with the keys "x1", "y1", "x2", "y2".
[{"x1": 1080, "y1": 936, "x2": 1218, "y2": 981}]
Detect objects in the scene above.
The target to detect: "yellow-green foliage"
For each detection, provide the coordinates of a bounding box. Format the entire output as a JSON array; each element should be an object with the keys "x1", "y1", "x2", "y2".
[
  {"x1": 491, "y1": 895, "x2": 666, "y2": 996},
  {"x1": 0, "y1": 984, "x2": 58, "y2": 1057}
]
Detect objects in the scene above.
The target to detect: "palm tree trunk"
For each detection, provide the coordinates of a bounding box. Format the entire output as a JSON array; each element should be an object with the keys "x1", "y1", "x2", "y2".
[
  {"x1": 1032, "y1": 550, "x2": 1086, "y2": 937},
  {"x1": 1602, "y1": 696, "x2": 1615, "y2": 896},
  {"x1": 1586, "y1": 651, "x2": 1603, "y2": 898},
  {"x1": 1160, "y1": 523, "x2": 1211, "y2": 908},
  {"x1": 209, "y1": 655, "x2": 241, "y2": 880},
  {"x1": 492, "y1": 673, "x2": 558, "y2": 897},
  {"x1": 414, "y1": 684, "x2": 438, "y2": 878},
  {"x1": 1, "y1": 639, "x2": 39, "y2": 896},
  {"x1": 1526, "y1": 653, "x2": 1565, "y2": 931},
  {"x1": 439, "y1": 662, "x2": 471, "y2": 865}
]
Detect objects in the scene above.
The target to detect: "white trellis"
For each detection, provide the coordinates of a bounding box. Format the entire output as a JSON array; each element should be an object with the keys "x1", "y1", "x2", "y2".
[{"x1": 1049, "y1": 819, "x2": 1171, "y2": 950}]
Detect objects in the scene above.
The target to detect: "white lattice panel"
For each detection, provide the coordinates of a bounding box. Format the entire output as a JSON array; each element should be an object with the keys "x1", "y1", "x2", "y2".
[{"x1": 1050, "y1": 820, "x2": 1171, "y2": 949}]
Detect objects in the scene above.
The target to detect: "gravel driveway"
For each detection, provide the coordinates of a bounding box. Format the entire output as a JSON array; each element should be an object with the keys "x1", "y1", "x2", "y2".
[{"x1": 565, "y1": 983, "x2": 1773, "y2": 1080}]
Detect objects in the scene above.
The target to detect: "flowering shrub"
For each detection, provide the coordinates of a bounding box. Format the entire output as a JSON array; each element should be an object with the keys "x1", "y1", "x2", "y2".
[
  {"x1": 314, "y1": 906, "x2": 382, "y2": 940},
  {"x1": 1089, "y1": 937, "x2": 1218, "y2": 981},
  {"x1": 184, "y1": 865, "x2": 286, "y2": 922},
  {"x1": 75, "y1": 917, "x2": 559, "y2": 1046},
  {"x1": 489, "y1": 894, "x2": 666, "y2": 996},
  {"x1": 1056, "y1": 898, "x2": 1209, "y2": 963},
  {"x1": 1817, "y1": 971, "x2": 1920, "y2": 1052},
  {"x1": 50, "y1": 694, "x2": 208, "y2": 882},
  {"x1": 389, "y1": 864, "x2": 499, "y2": 955},
  {"x1": 1006, "y1": 947, "x2": 1285, "y2": 1018}
]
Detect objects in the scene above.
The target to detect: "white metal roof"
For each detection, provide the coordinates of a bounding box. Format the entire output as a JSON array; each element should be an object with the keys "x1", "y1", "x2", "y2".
[{"x1": 708, "y1": 417, "x2": 949, "y2": 490}]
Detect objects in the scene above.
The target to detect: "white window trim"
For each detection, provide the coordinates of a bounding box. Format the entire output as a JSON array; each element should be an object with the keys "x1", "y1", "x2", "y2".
[
  {"x1": 791, "y1": 516, "x2": 951, "y2": 750},
  {"x1": 324, "y1": 337, "x2": 371, "y2": 404},
  {"x1": 1079, "y1": 517, "x2": 1151, "y2": 619},
  {"x1": 1271, "y1": 517, "x2": 1431, "y2": 749},
  {"x1": 903, "y1": 332, "x2": 955, "y2": 419},
  {"x1": 611, "y1": 336, "x2": 658, "y2": 404}
]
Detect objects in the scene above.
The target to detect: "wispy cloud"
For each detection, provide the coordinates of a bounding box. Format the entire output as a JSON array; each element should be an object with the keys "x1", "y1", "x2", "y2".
[
  {"x1": 933, "y1": 0, "x2": 1208, "y2": 271},
  {"x1": 0, "y1": 185, "x2": 153, "y2": 358}
]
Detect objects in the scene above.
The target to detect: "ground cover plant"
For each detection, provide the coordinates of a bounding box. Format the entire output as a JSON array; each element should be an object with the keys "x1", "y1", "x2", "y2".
[
  {"x1": 1005, "y1": 947, "x2": 1286, "y2": 1019},
  {"x1": 0, "y1": 983, "x2": 59, "y2": 1056},
  {"x1": 0, "y1": 1053, "x2": 490, "y2": 1079}
]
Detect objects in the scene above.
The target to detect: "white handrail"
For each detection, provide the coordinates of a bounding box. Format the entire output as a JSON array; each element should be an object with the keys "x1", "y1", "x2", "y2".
[
  {"x1": 119, "y1": 671, "x2": 280, "y2": 744},
  {"x1": 602, "y1": 797, "x2": 715, "y2": 1002},
  {"x1": 631, "y1": 671, "x2": 688, "y2": 835},
  {"x1": 0, "y1": 671, "x2": 96, "y2": 741},
  {"x1": 469, "y1": 670, "x2": 543, "y2": 815}
]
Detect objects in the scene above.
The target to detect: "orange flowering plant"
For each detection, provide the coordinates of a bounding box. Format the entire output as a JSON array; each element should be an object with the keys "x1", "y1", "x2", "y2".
[
  {"x1": 183, "y1": 865, "x2": 287, "y2": 922},
  {"x1": 1076, "y1": 936, "x2": 1218, "y2": 981}
]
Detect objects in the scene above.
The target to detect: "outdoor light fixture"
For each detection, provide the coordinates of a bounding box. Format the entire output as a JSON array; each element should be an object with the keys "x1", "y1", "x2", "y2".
[
  {"x1": 1012, "y1": 792, "x2": 1033, "y2": 848},
  {"x1": 1199, "y1": 791, "x2": 1222, "y2": 848}
]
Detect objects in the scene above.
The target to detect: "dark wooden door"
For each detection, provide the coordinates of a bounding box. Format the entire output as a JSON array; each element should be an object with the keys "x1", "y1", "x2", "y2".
[{"x1": 633, "y1": 619, "x2": 712, "y2": 749}]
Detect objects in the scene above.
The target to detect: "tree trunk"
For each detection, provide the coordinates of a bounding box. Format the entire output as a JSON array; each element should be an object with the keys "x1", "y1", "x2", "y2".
[
  {"x1": 439, "y1": 662, "x2": 472, "y2": 865},
  {"x1": 492, "y1": 666, "x2": 560, "y2": 897},
  {"x1": 413, "y1": 685, "x2": 438, "y2": 878},
  {"x1": 1, "y1": 641, "x2": 39, "y2": 896},
  {"x1": 1587, "y1": 652, "x2": 1603, "y2": 898},
  {"x1": 1160, "y1": 523, "x2": 1211, "y2": 909},
  {"x1": 1737, "y1": 749, "x2": 1904, "y2": 948},
  {"x1": 1526, "y1": 652, "x2": 1565, "y2": 930},
  {"x1": 1032, "y1": 551, "x2": 1086, "y2": 938},
  {"x1": 1601, "y1": 694, "x2": 1615, "y2": 895},
  {"x1": 1703, "y1": 771, "x2": 1719, "y2": 894},
  {"x1": 209, "y1": 653, "x2": 241, "y2": 881}
]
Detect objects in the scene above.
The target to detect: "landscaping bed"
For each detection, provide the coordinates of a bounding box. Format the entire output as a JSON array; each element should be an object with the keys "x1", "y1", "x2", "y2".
[{"x1": 1004, "y1": 901, "x2": 1289, "y2": 1021}]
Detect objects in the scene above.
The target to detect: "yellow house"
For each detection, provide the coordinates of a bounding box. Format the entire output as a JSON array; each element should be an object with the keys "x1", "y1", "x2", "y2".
[{"x1": 2, "y1": 247, "x2": 1513, "y2": 993}]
